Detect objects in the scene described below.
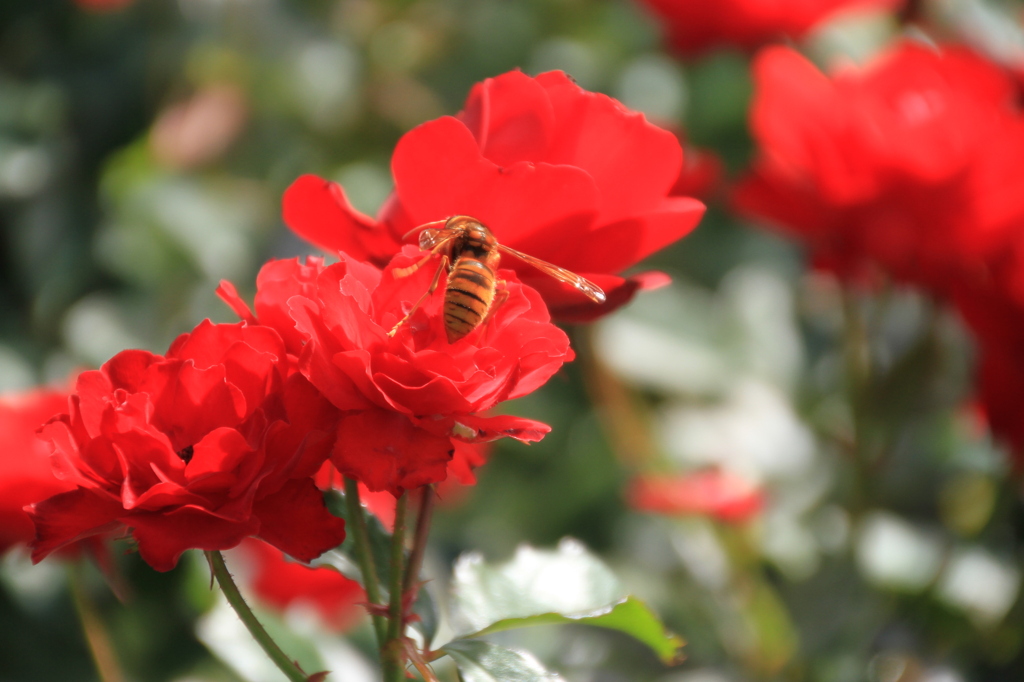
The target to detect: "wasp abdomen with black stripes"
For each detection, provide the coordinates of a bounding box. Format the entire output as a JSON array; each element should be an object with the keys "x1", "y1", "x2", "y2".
[{"x1": 443, "y1": 256, "x2": 498, "y2": 342}]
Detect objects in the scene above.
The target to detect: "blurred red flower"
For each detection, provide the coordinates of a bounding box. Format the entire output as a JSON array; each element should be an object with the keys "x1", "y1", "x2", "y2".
[
  {"x1": 219, "y1": 253, "x2": 571, "y2": 496},
  {"x1": 283, "y1": 70, "x2": 704, "y2": 322},
  {"x1": 627, "y1": 470, "x2": 764, "y2": 523},
  {"x1": 150, "y1": 84, "x2": 248, "y2": 170},
  {"x1": 673, "y1": 139, "x2": 724, "y2": 202},
  {"x1": 951, "y1": 252, "x2": 1024, "y2": 462},
  {"x1": 733, "y1": 42, "x2": 1024, "y2": 289},
  {"x1": 734, "y1": 41, "x2": 1024, "y2": 464},
  {"x1": 0, "y1": 387, "x2": 76, "y2": 554},
  {"x1": 233, "y1": 539, "x2": 364, "y2": 632},
  {"x1": 637, "y1": 0, "x2": 905, "y2": 55},
  {"x1": 968, "y1": 335, "x2": 1024, "y2": 461},
  {"x1": 29, "y1": 321, "x2": 346, "y2": 572}
]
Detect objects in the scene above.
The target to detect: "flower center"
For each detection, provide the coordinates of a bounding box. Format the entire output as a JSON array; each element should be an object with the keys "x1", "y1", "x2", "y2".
[{"x1": 177, "y1": 444, "x2": 194, "y2": 464}]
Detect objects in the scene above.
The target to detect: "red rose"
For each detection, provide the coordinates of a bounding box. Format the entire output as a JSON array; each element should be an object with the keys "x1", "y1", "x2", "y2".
[
  {"x1": 971, "y1": 340, "x2": 1024, "y2": 462},
  {"x1": 283, "y1": 70, "x2": 704, "y2": 322},
  {"x1": 733, "y1": 41, "x2": 1024, "y2": 465},
  {"x1": 672, "y1": 138, "x2": 724, "y2": 202},
  {"x1": 627, "y1": 471, "x2": 764, "y2": 523},
  {"x1": 951, "y1": 251, "x2": 1024, "y2": 462},
  {"x1": 637, "y1": 0, "x2": 904, "y2": 55},
  {"x1": 0, "y1": 387, "x2": 76, "y2": 554},
  {"x1": 231, "y1": 538, "x2": 364, "y2": 632},
  {"x1": 29, "y1": 321, "x2": 346, "y2": 572},
  {"x1": 733, "y1": 42, "x2": 1024, "y2": 288},
  {"x1": 219, "y1": 252, "x2": 572, "y2": 496}
]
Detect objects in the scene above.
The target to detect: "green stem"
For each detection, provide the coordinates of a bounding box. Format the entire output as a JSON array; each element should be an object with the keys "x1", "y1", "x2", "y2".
[
  {"x1": 382, "y1": 493, "x2": 409, "y2": 682},
  {"x1": 574, "y1": 324, "x2": 656, "y2": 467},
  {"x1": 206, "y1": 550, "x2": 313, "y2": 682},
  {"x1": 841, "y1": 288, "x2": 872, "y2": 509},
  {"x1": 343, "y1": 478, "x2": 388, "y2": 646},
  {"x1": 68, "y1": 563, "x2": 125, "y2": 682},
  {"x1": 403, "y1": 486, "x2": 435, "y2": 599},
  {"x1": 841, "y1": 289, "x2": 870, "y2": 395}
]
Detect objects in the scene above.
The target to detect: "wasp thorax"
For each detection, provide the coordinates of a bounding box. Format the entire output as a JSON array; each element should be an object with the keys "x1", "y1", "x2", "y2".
[{"x1": 446, "y1": 215, "x2": 481, "y2": 229}]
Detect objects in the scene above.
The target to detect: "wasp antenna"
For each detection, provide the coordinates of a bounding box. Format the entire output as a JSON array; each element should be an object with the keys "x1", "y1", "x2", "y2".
[{"x1": 402, "y1": 218, "x2": 450, "y2": 242}]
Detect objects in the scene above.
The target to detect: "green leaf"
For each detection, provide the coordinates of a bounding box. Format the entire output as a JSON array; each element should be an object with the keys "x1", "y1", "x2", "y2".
[
  {"x1": 450, "y1": 538, "x2": 684, "y2": 664},
  {"x1": 861, "y1": 322, "x2": 944, "y2": 426},
  {"x1": 442, "y1": 639, "x2": 564, "y2": 682},
  {"x1": 322, "y1": 489, "x2": 395, "y2": 590},
  {"x1": 412, "y1": 583, "x2": 440, "y2": 646}
]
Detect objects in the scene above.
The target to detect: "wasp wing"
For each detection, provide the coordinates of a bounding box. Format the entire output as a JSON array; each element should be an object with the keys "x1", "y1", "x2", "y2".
[{"x1": 497, "y1": 245, "x2": 607, "y2": 304}]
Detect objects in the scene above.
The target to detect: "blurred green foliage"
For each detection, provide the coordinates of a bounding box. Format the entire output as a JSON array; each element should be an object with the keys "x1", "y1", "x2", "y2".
[{"x1": 3, "y1": 0, "x2": 1024, "y2": 681}]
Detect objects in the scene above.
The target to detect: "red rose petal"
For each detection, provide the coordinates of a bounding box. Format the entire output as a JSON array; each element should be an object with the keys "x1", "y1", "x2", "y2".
[
  {"x1": 248, "y1": 257, "x2": 326, "y2": 355},
  {"x1": 30, "y1": 488, "x2": 123, "y2": 563},
  {"x1": 216, "y1": 280, "x2": 257, "y2": 324},
  {"x1": 332, "y1": 410, "x2": 454, "y2": 496},
  {"x1": 283, "y1": 174, "x2": 400, "y2": 264},
  {"x1": 560, "y1": 197, "x2": 705, "y2": 274},
  {"x1": 185, "y1": 427, "x2": 259, "y2": 493},
  {"x1": 253, "y1": 478, "x2": 347, "y2": 562},
  {"x1": 392, "y1": 116, "x2": 600, "y2": 248},
  {"x1": 446, "y1": 440, "x2": 489, "y2": 486},
  {"x1": 441, "y1": 413, "x2": 552, "y2": 444},
  {"x1": 521, "y1": 272, "x2": 635, "y2": 322},
  {"x1": 371, "y1": 357, "x2": 475, "y2": 416},
  {"x1": 0, "y1": 386, "x2": 77, "y2": 553},
  {"x1": 627, "y1": 471, "x2": 765, "y2": 524},
  {"x1": 149, "y1": 362, "x2": 246, "y2": 452},
  {"x1": 535, "y1": 70, "x2": 685, "y2": 225},
  {"x1": 237, "y1": 538, "x2": 364, "y2": 632},
  {"x1": 130, "y1": 506, "x2": 260, "y2": 572},
  {"x1": 638, "y1": 0, "x2": 904, "y2": 55},
  {"x1": 460, "y1": 70, "x2": 555, "y2": 167}
]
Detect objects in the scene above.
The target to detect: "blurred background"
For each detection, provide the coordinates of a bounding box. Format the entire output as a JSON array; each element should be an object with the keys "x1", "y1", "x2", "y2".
[{"x1": 3, "y1": 0, "x2": 1024, "y2": 680}]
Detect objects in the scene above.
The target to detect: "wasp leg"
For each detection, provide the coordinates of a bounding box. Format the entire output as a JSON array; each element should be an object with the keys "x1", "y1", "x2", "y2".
[
  {"x1": 388, "y1": 255, "x2": 450, "y2": 337},
  {"x1": 392, "y1": 252, "x2": 434, "y2": 279},
  {"x1": 478, "y1": 279, "x2": 509, "y2": 329},
  {"x1": 392, "y1": 235, "x2": 457, "y2": 279}
]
